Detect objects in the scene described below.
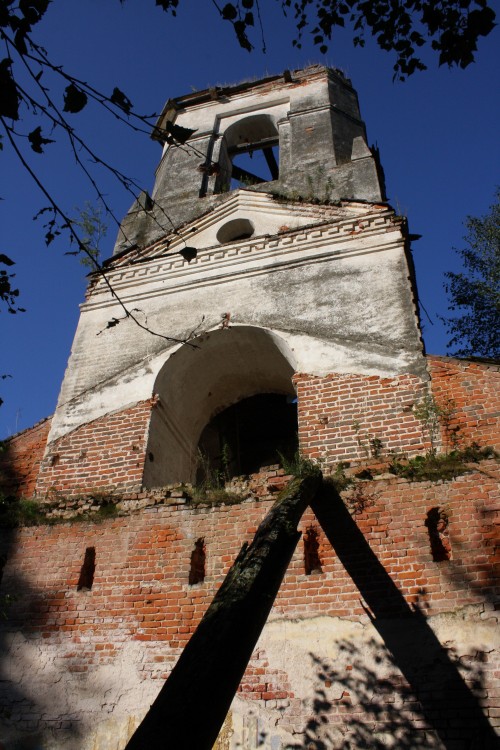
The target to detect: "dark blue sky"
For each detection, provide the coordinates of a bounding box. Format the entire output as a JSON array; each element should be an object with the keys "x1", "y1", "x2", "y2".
[{"x1": 1, "y1": 0, "x2": 499, "y2": 437}]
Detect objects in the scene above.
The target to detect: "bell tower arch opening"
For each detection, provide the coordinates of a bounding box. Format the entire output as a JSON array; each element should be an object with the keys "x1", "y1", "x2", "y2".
[
  {"x1": 216, "y1": 113, "x2": 280, "y2": 193},
  {"x1": 143, "y1": 326, "x2": 297, "y2": 488}
]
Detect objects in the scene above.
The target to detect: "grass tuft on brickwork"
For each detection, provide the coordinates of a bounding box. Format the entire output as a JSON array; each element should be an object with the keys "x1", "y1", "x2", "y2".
[
  {"x1": 85, "y1": 501, "x2": 119, "y2": 522},
  {"x1": 0, "y1": 492, "x2": 121, "y2": 526},
  {"x1": 277, "y1": 450, "x2": 321, "y2": 479},
  {"x1": 326, "y1": 462, "x2": 355, "y2": 492},
  {"x1": 388, "y1": 444, "x2": 498, "y2": 482},
  {"x1": 0, "y1": 494, "x2": 47, "y2": 527}
]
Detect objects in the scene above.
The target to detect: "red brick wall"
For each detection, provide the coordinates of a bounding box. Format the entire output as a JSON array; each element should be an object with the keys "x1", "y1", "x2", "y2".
[
  {"x1": 294, "y1": 371, "x2": 430, "y2": 464},
  {"x1": 3, "y1": 358, "x2": 499, "y2": 502},
  {"x1": 35, "y1": 399, "x2": 154, "y2": 497},
  {"x1": 1, "y1": 463, "x2": 498, "y2": 744},
  {"x1": 0, "y1": 418, "x2": 51, "y2": 497},
  {"x1": 429, "y1": 356, "x2": 500, "y2": 451}
]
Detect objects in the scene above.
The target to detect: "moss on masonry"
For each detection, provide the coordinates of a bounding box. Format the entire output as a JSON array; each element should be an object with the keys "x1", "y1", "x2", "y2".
[
  {"x1": 387, "y1": 444, "x2": 498, "y2": 482},
  {"x1": 1, "y1": 445, "x2": 497, "y2": 526},
  {"x1": 0, "y1": 495, "x2": 46, "y2": 527},
  {"x1": 0, "y1": 492, "x2": 120, "y2": 527}
]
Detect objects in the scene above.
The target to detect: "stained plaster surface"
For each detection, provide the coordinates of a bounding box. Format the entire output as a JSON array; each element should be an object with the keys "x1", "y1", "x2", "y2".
[
  {"x1": 1, "y1": 608, "x2": 496, "y2": 750},
  {"x1": 48, "y1": 199, "x2": 424, "y2": 445},
  {"x1": 114, "y1": 66, "x2": 381, "y2": 253}
]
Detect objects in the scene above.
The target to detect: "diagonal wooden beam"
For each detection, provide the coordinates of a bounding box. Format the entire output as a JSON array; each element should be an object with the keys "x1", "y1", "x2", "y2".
[
  {"x1": 263, "y1": 147, "x2": 279, "y2": 180},
  {"x1": 124, "y1": 472, "x2": 322, "y2": 750}
]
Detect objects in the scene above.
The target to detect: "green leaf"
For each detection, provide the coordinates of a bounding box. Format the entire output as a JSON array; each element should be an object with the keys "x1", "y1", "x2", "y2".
[{"x1": 63, "y1": 83, "x2": 88, "y2": 114}]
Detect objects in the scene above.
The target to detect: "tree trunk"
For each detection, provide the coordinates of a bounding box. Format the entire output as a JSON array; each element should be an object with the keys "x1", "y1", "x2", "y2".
[{"x1": 124, "y1": 473, "x2": 321, "y2": 750}]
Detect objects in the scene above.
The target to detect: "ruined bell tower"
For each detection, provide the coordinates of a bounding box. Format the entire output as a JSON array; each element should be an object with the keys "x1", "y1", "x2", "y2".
[
  {"x1": 36, "y1": 65, "x2": 426, "y2": 495},
  {"x1": 3, "y1": 65, "x2": 499, "y2": 750}
]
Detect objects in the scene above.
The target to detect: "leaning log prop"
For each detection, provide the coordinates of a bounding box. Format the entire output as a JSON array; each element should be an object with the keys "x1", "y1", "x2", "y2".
[{"x1": 125, "y1": 472, "x2": 322, "y2": 750}]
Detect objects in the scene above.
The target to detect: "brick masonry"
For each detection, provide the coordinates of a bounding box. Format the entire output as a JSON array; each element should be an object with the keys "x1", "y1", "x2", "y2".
[
  {"x1": 429, "y1": 356, "x2": 500, "y2": 451},
  {"x1": 0, "y1": 463, "x2": 498, "y2": 747},
  {"x1": 3, "y1": 358, "x2": 497, "y2": 500},
  {"x1": 294, "y1": 371, "x2": 430, "y2": 465},
  {"x1": 0, "y1": 357, "x2": 498, "y2": 748},
  {"x1": 34, "y1": 399, "x2": 155, "y2": 497},
  {"x1": 0, "y1": 417, "x2": 51, "y2": 498}
]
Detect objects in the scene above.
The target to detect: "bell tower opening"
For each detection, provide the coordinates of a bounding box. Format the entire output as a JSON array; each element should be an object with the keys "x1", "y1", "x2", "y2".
[{"x1": 216, "y1": 114, "x2": 280, "y2": 193}]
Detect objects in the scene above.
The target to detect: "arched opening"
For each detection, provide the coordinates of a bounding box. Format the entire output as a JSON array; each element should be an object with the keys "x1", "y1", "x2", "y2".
[
  {"x1": 143, "y1": 326, "x2": 296, "y2": 487},
  {"x1": 216, "y1": 218, "x2": 254, "y2": 244},
  {"x1": 217, "y1": 114, "x2": 279, "y2": 193},
  {"x1": 197, "y1": 393, "x2": 298, "y2": 481}
]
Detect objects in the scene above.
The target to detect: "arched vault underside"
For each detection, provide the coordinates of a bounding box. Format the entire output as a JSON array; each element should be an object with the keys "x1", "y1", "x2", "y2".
[{"x1": 143, "y1": 326, "x2": 296, "y2": 487}]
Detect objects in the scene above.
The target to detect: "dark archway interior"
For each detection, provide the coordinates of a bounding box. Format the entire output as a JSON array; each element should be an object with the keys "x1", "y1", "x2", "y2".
[{"x1": 197, "y1": 393, "x2": 297, "y2": 481}]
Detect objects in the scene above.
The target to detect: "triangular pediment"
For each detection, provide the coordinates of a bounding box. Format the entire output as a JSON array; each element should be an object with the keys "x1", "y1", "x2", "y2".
[{"x1": 109, "y1": 189, "x2": 387, "y2": 268}]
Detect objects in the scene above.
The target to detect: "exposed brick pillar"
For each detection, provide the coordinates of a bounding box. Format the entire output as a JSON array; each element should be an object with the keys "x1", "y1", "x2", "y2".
[
  {"x1": 35, "y1": 399, "x2": 155, "y2": 497},
  {"x1": 293, "y1": 371, "x2": 429, "y2": 466}
]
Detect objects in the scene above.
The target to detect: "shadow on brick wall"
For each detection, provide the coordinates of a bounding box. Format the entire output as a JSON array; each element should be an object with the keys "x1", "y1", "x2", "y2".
[
  {"x1": 310, "y1": 485, "x2": 498, "y2": 750},
  {"x1": 289, "y1": 644, "x2": 491, "y2": 749},
  {"x1": 444, "y1": 501, "x2": 498, "y2": 608},
  {"x1": 0, "y1": 527, "x2": 83, "y2": 749}
]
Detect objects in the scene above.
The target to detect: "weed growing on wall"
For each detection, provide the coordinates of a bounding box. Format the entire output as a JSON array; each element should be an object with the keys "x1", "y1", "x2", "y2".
[
  {"x1": 191, "y1": 448, "x2": 242, "y2": 505},
  {"x1": 388, "y1": 444, "x2": 497, "y2": 482},
  {"x1": 277, "y1": 450, "x2": 321, "y2": 479},
  {"x1": 0, "y1": 494, "x2": 46, "y2": 527},
  {"x1": 326, "y1": 462, "x2": 355, "y2": 492},
  {"x1": 352, "y1": 421, "x2": 384, "y2": 459},
  {"x1": 413, "y1": 394, "x2": 456, "y2": 453},
  {"x1": 0, "y1": 492, "x2": 121, "y2": 526}
]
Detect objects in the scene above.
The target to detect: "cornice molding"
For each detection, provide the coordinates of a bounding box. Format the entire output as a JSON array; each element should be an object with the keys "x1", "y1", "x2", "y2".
[{"x1": 84, "y1": 208, "x2": 403, "y2": 312}]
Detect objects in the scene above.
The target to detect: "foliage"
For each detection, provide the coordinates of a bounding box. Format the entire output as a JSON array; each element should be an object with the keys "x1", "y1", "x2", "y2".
[
  {"x1": 277, "y1": 449, "x2": 321, "y2": 478},
  {"x1": 89, "y1": 501, "x2": 119, "y2": 521},
  {"x1": 0, "y1": 252, "x2": 24, "y2": 314},
  {"x1": 326, "y1": 461, "x2": 354, "y2": 492},
  {"x1": 191, "y1": 447, "x2": 242, "y2": 505},
  {"x1": 0, "y1": 491, "x2": 120, "y2": 525},
  {"x1": 388, "y1": 443, "x2": 497, "y2": 482},
  {"x1": 190, "y1": 487, "x2": 242, "y2": 506},
  {"x1": 0, "y1": 0, "x2": 496, "y2": 345},
  {"x1": 353, "y1": 420, "x2": 384, "y2": 459},
  {"x1": 444, "y1": 189, "x2": 500, "y2": 358},
  {"x1": 196, "y1": 446, "x2": 230, "y2": 490},
  {"x1": 216, "y1": 0, "x2": 496, "y2": 80},
  {"x1": 0, "y1": 1, "x2": 200, "y2": 345},
  {"x1": 413, "y1": 393, "x2": 455, "y2": 452},
  {"x1": 70, "y1": 202, "x2": 108, "y2": 269},
  {"x1": 0, "y1": 493, "x2": 45, "y2": 526}
]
